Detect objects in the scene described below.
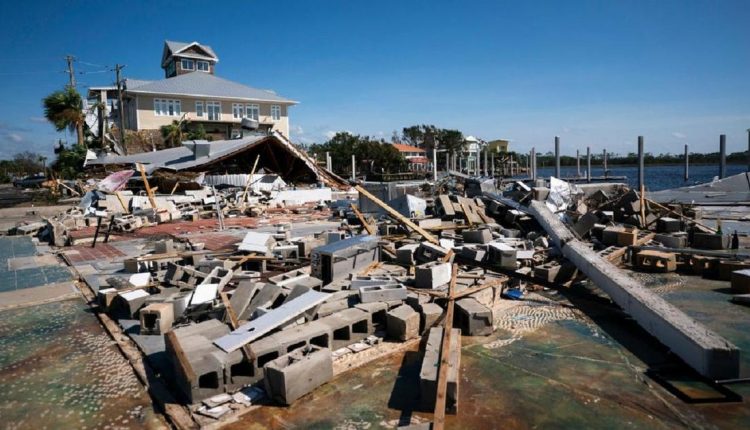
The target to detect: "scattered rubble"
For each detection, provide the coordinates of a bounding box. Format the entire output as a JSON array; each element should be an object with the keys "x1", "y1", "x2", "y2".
[{"x1": 13, "y1": 163, "x2": 750, "y2": 427}]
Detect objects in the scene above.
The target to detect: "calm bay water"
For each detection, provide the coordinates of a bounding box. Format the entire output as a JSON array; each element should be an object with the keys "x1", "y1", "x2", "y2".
[{"x1": 532, "y1": 163, "x2": 748, "y2": 191}]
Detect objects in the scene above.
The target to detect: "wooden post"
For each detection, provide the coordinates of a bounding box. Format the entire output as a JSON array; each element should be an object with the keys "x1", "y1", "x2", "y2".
[
  {"x1": 137, "y1": 163, "x2": 157, "y2": 210},
  {"x1": 115, "y1": 64, "x2": 127, "y2": 154},
  {"x1": 719, "y1": 134, "x2": 727, "y2": 179},
  {"x1": 586, "y1": 146, "x2": 591, "y2": 183},
  {"x1": 554, "y1": 136, "x2": 560, "y2": 178},
  {"x1": 433, "y1": 264, "x2": 458, "y2": 430},
  {"x1": 240, "y1": 154, "x2": 261, "y2": 208},
  {"x1": 355, "y1": 185, "x2": 439, "y2": 244},
  {"x1": 576, "y1": 149, "x2": 581, "y2": 177},
  {"x1": 684, "y1": 144, "x2": 689, "y2": 182}
]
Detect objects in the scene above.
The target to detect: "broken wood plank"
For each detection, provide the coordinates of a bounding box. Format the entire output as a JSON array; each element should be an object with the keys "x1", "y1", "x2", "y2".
[
  {"x1": 355, "y1": 185, "x2": 440, "y2": 245},
  {"x1": 433, "y1": 263, "x2": 458, "y2": 430},
  {"x1": 350, "y1": 203, "x2": 376, "y2": 235},
  {"x1": 137, "y1": 163, "x2": 158, "y2": 210},
  {"x1": 165, "y1": 331, "x2": 197, "y2": 383},
  {"x1": 240, "y1": 155, "x2": 261, "y2": 208}
]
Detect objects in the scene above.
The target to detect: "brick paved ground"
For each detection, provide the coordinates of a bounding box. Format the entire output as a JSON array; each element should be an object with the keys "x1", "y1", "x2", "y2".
[{"x1": 63, "y1": 243, "x2": 126, "y2": 264}]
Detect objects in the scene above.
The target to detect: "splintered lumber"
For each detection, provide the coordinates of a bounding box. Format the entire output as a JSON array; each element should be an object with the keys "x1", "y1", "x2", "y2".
[
  {"x1": 137, "y1": 163, "x2": 157, "y2": 210},
  {"x1": 528, "y1": 200, "x2": 739, "y2": 380},
  {"x1": 350, "y1": 203, "x2": 376, "y2": 235},
  {"x1": 241, "y1": 154, "x2": 261, "y2": 208},
  {"x1": 355, "y1": 185, "x2": 440, "y2": 245},
  {"x1": 433, "y1": 264, "x2": 459, "y2": 430},
  {"x1": 115, "y1": 191, "x2": 129, "y2": 214}
]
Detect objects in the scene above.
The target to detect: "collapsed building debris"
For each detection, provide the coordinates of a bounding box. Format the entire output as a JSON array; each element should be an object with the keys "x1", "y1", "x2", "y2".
[{"x1": 24, "y1": 148, "x2": 750, "y2": 428}]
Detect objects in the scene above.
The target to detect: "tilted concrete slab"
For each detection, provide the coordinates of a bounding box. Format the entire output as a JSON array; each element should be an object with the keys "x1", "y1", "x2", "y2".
[{"x1": 529, "y1": 200, "x2": 740, "y2": 380}]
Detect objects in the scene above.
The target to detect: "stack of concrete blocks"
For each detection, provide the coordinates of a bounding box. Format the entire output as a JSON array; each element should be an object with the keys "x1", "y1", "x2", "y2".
[
  {"x1": 419, "y1": 327, "x2": 460, "y2": 413},
  {"x1": 414, "y1": 302, "x2": 443, "y2": 334},
  {"x1": 310, "y1": 235, "x2": 380, "y2": 285},
  {"x1": 693, "y1": 232, "x2": 726, "y2": 250},
  {"x1": 165, "y1": 320, "x2": 247, "y2": 403},
  {"x1": 273, "y1": 242, "x2": 300, "y2": 260},
  {"x1": 415, "y1": 262, "x2": 452, "y2": 289},
  {"x1": 387, "y1": 305, "x2": 420, "y2": 341},
  {"x1": 655, "y1": 233, "x2": 688, "y2": 248},
  {"x1": 113, "y1": 215, "x2": 143, "y2": 232},
  {"x1": 164, "y1": 263, "x2": 209, "y2": 288},
  {"x1": 241, "y1": 283, "x2": 283, "y2": 320},
  {"x1": 462, "y1": 228, "x2": 493, "y2": 244},
  {"x1": 263, "y1": 345, "x2": 333, "y2": 405},
  {"x1": 140, "y1": 302, "x2": 174, "y2": 335},
  {"x1": 454, "y1": 298, "x2": 494, "y2": 336}
]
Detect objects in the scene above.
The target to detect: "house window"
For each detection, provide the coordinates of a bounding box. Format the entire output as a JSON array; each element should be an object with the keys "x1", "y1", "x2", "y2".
[
  {"x1": 181, "y1": 59, "x2": 195, "y2": 70},
  {"x1": 271, "y1": 105, "x2": 281, "y2": 121},
  {"x1": 197, "y1": 61, "x2": 210, "y2": 72},
  {"x1": 195, "y1": 101, "x2": 204, "y2": 118},
  {"x1": 154, "y1": 99, "x2": 181, "y2": 116},
  {"x1": 246, "y1": 104, "x2": 259, "y2": 120},
  {"x1": 232, "y1": 103, "x2": 244, "y2": 119},
  {"x1": 206, "y1": 101, "x2": 221, "y2": 121}
]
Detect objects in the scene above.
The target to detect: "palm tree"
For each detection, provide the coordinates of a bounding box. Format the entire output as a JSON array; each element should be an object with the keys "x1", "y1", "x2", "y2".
[
  {"x1": 43, "y1": 87, "x2": 85, "y2": 147},
  {"x1": 160, "y1": 115, "x2": 189, "y2": 148}
]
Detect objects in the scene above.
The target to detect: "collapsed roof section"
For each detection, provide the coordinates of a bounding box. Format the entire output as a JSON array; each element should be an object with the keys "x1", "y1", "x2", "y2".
[{"x1": 86, "y1": 132, "x2": 348, "y2": 189}]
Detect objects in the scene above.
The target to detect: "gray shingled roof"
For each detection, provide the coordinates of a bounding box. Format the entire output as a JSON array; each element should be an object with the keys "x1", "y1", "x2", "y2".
[
  {"x1": 87, "y1": 135, "x2": 268, "y2": 170},
  {"x1": 165, "y1": 40, "x2": 218, "y2": 61},
  {"x1": 123, "y1": 72, "x2": 296, "y2": 103}
]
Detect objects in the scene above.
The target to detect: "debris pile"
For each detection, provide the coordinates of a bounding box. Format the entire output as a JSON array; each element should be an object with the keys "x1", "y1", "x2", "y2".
[{"x1": 30, "y1": 168, "x2": 750, "y2": 427}]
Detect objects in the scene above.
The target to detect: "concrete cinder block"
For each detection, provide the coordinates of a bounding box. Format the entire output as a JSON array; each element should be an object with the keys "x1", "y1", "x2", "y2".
[
  {"x1": 359, "y1": 284, "x2": 408, "y2": 303},
  {"x1": 454, "y1": 298, "x2": 493, "y2": 336},
  {"x1": 263, "y1": 345, "x2": 333, "y2": 405},
  {"x1": 634, "y1": 250, "x2": 677, "y2": 273},
  {"x1": 718, "y1": 260, "x2": 750, "y2": 281},
  {"x1": 415, "y1": 262, "x2": 452, "y2": 289},
  {"x1": 693, "y1": 232, "x2": 726, "y2": 250},
  {"x1": 387, "y1": 305, "x2": 420, "y2": 341},
  {"x1": 419, "y1": 302, "x2": 443, "y2": 334},
  {"x1": 461, "y1": 228, "x2": 493, "y2": 244},
  {"x1": 487, "y1": 242, "x2": 517, "y2": 269},
  {"x1": 656, "y1": 217, "x2": 681, "y2": 233},
  {"x1": 655, "y1": 233, "x2": 688, "y2": 248},
  {"x1": 396, "y1": 244, "x2": 420, "y2": 266},
  {"x1": 730, "y1": 269, "x2": 750, "y2": 294},
  {"x1": 140, "y1": 302, "x2": 174, "y2": 335}
]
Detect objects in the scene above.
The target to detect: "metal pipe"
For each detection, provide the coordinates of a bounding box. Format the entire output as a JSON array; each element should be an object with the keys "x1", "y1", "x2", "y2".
[
  {"x1": 638, "y1": 136, "x2": 645, "y2": 190},
  {"x1": 720, "y1": 134, "x2": 727, "y2": 179},
  {"x1": 351, "y1": 154, "x2": 356, "y2": 180},
  {"x1": 684, "y1": 144, "x2": 689, "y2": 181},
  {"x1": 586, "y1": 146, "x2": 591, "y2": 183},
  {"x1": 484, "y1": 146, "x2": 488, "y2": 177},
  {"x1": 554, "y1": 136, "x2": 560, "y2": 178}
]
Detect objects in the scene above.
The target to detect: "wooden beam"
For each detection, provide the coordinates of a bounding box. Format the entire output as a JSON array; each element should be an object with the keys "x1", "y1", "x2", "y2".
[
  {"x1": 137, "y1": 163, "x2": 157, "y2": 210},
  {"x1": 219, "y1": 291, "x2": 256, "y2": 361},
  {"x1": 165, "y1": 331, "x2": 196, "y2": 383},
  {"x1": 240, "y1": 154, "x2": 261, "y2": 208},
  {"x1": 115, "y1": 191, "x2": 129, "y2": 214},
  {"x1": 459, "y1": 202, "x2": 474, "y2": 227},
  {"x1": 350, "y1": 203, "x2": 376, "y2": 235},
  {"x1": 355, "y1": 185, "x2": 440, "y2": 244},
  {"x1": 433, "y1": 263, "x2": 458, "y2": 430}
]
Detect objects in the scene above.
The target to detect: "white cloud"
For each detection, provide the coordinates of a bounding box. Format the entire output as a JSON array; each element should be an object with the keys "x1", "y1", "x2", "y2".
[
  {"x1": 290, "y1": 125, "x2": 304, "y2": 135},
  {"x1": 671, "y1": 132, "x2": 686, "y2": 139},
  {"x1": 8, "y1": 133, "x2": 23, "y2": 142},
  {"x1": 324, "y1": 130, "x2": 337, "y2": 139},
  {"x1": 29, "y1": 117, "x2": 47, "y2": 123}
]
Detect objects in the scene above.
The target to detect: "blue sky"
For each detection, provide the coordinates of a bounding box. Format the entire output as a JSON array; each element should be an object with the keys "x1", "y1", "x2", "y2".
[{"x1": 0, "y1": 0, "x2": 748, "y2": 159}]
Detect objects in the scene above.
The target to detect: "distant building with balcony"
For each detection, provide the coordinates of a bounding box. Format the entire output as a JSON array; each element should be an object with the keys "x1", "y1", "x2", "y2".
[
  {"x1": 392, "y1": 143, "x2": 429, "y2": 171},
  {"x1": 88, "y1": 40, "x2": 297, "y2": 142}
]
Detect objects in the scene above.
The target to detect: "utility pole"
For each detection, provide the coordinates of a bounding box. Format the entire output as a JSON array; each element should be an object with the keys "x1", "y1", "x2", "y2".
[
  {"x1": 115, "y1": 64, "x2": 127, "y2": 154},
  {"x1": 65, "y1": 55, "x2": 85, "y2": 147},
  {"x1": 65, "y1": 55, "x2": 76, "y2": 87}
]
